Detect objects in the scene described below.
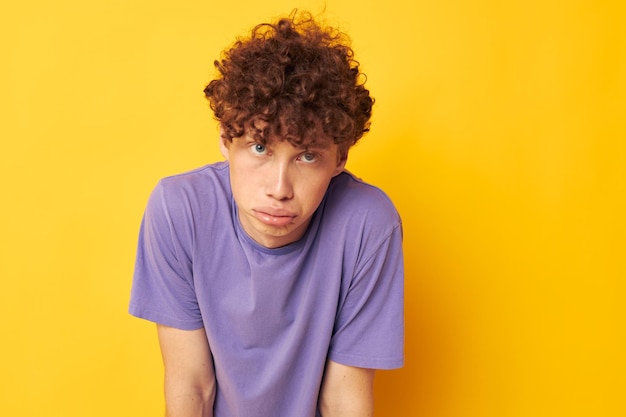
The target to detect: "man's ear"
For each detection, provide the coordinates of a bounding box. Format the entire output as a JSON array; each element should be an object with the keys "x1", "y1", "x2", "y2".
[
  {"x1": 219, "y1": 125, "x2": 230, "y2": 160},
  {"x1": 332, "y1": 152, "x2": 348, "y2": 177}
]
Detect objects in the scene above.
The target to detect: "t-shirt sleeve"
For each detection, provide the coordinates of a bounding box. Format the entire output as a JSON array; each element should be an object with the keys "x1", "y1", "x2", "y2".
[
  {"x1": 328, "y1": 222, "x2": 405, "y2": 370},
  {"x1": 128, "y1": 181, "x2": 204, "y2": 330}
]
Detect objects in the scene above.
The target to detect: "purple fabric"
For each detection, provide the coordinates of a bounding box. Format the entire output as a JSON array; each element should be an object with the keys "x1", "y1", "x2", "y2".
[{"x1": 129, "y1": 162, "x2": 404, "y2": 417}]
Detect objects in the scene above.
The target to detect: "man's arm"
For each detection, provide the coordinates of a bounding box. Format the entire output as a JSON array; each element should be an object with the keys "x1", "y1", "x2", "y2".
[
  {"x1": 318, "y1": 360, "x2": 376, "y2": 417},
  {"x1": 157, "y1": 324, "x2": 216, "y2": 417}
]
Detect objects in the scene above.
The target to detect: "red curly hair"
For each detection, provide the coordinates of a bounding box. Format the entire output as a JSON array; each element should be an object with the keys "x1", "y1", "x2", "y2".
[{"x1": 203, "y1": 12, "x2": 373, "y2": 156}]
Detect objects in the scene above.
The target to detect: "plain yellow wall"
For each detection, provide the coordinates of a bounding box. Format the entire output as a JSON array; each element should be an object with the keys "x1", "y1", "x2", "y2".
[{"x1": 1, "y1": 0, "x2": 624, "y2": 416}]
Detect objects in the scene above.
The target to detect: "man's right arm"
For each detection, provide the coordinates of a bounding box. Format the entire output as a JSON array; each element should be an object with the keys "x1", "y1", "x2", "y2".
[{"x1": 157, "y1": 324, "x2": 216, "y2": 417}]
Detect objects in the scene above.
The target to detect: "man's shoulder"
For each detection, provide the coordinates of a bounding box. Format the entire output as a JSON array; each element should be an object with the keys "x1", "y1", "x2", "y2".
[
  {"x1": 158, "y1": 161, "x2": 229, "y2": 189},
  {"x1": 327, "y1": 171, "x2": 400, "y2": 222},
  {"x1": 154, "y1": 162, "x2": 229, "y2": 198},
  {"x1": 150, "y1": 162, "x2": 231, "y2": 215}
]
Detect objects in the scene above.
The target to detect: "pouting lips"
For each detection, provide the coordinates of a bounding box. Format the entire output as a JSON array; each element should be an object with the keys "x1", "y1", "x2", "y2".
[{"x1": 252, "y1": 208, "x2": 296, "y2": 226}]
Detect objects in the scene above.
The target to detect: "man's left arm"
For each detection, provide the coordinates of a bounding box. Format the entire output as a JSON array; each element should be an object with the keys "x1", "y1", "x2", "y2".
[{"x1": 318, "y1": 360, "x2": 376, "y2": 417}]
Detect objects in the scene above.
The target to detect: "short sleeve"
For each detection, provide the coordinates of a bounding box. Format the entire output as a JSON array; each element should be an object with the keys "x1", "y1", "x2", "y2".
[
  {"x1": 328, "y1": 223, "x2": 404, "y2": 369},
  {"x1": 128, "y1": 181, "x2": 204, "y2": 330}
]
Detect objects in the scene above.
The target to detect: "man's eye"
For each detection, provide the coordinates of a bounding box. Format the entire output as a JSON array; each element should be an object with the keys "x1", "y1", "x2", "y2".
[
  {"x1": 252, "y1": 144, "x2": 267, "y2": 154},
  {"x1": 301, "y1": 152, "x2": 317, "y2": 163}
]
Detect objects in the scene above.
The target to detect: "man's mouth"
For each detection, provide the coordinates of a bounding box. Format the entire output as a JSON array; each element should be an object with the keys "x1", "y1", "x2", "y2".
[{"x1": 253, "y1": 208, "x2": 296, "y2": 227}]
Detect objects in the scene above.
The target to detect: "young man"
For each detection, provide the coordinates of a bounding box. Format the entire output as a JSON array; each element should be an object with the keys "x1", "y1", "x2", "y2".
[{"x1": 130, "y1": 12, "x2": 404, "y2": 417}]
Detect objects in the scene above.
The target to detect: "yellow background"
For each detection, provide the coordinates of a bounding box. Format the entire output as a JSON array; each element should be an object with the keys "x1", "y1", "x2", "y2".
[{"x1": 1, "y1": 0, "x2": 624, "y2": 416}]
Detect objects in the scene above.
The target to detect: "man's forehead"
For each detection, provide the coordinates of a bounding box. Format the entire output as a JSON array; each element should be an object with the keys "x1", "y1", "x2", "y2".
[
  {"x1": 256, "y1": 135, "x2": 336, "y2": 152},
  {"x1": 246, "y1": 122, "x2": 335, "y2": 150}
]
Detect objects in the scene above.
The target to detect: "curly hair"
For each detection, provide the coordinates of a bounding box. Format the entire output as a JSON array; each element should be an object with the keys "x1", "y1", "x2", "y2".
[{"x1": 203, "y1": 12, "x2": 373, "y2": 156}]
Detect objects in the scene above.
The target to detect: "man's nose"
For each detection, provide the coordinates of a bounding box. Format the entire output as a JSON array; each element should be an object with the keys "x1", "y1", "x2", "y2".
[{"x1": 265, "y1": 160, "x2": 294, "y2": 200}]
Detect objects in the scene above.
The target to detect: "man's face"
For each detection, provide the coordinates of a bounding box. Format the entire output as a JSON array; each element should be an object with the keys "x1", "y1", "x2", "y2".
[{"x1": 221, "y1": 129, "x2": 346, "y2": 248}]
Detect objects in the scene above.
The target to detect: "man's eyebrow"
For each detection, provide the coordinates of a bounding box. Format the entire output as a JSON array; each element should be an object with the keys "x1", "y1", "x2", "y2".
[
  {"x1": 303, "y1": 143, "x2": 333, "y2": 152},
  {"x1": 245, "y1": 134, "x2": 268, "y2": 145}
]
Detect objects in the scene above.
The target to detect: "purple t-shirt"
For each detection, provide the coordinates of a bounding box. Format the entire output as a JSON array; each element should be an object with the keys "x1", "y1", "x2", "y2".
[{"x1": 129, "y1": 162, "x2": 404, "y2": 417}]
